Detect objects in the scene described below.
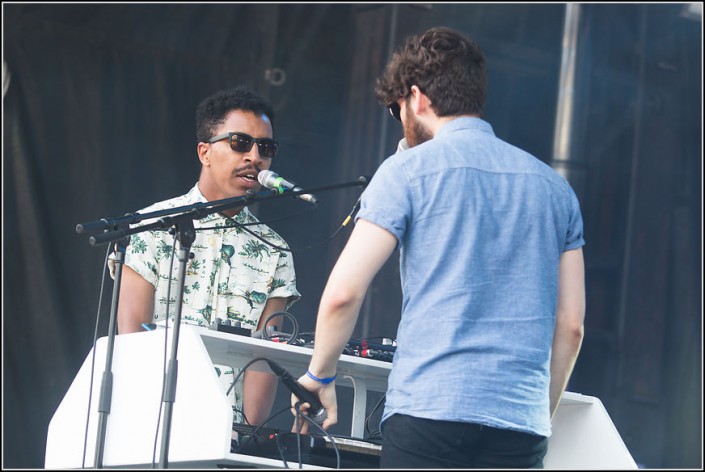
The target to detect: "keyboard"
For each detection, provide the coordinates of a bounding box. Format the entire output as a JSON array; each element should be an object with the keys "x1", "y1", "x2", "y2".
[
  {"x1": 319, "y1": 435, "x2": 382, "y2": 456},
  {"x1": 235, "y1": 431, "x2": 382, "y2": 468}
]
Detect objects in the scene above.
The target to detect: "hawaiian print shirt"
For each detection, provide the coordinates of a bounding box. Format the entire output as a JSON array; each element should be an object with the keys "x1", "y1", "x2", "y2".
[
  {"x1": 109, "y1": 182, "x2": 300, "y2": 424},
  {"x1": 111, "y1": 183, "x2": 300, "y2": 328}
]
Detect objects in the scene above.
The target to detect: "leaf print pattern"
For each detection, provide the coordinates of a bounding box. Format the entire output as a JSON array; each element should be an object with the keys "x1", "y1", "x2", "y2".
[
  {"x1": 157, "y1": 240, "x2": 173, "y2": 260},
  {"x1": 220, "y1": 244, "x2": 235, "y2": 265},
  {"x1": 186, "y1": 259, "x2": 201, "y2": 276},
  {"x1": 130, "y1": 235, "x2": 148, "y2": 254},
  {"x1": 233, "y1": 291, "x2": 255, "y2": 312},
  {"x1": 195, "y1": 305, "x2": 213, "y2": 325},
  {"x1": 217, "y1": 282, "x2": 231, "y2": 296},
  {"x1": 146, "y1": 261, "x2": 158, "y2": 278},
  {"x1": 239, "y1": 240, "x2": 269, "y2": 261},
  {"x1": 269, "y1": 278, "x2": 287, "y2": 291},
  {"x1": 242, "y1": 261, "x2": 268, "y2": 274},
  {"x1": 118, "y1": 184, "x2": 301, "y2": 431},
  {"x1": 250, "y1": 291, "x2": 267, "y2": 304}
]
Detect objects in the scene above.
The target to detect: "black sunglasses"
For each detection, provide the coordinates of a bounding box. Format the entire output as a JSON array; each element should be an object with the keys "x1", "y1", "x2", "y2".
[
  {"x1": 207, "y1": 132, "x2": 279, "y2": 158},
  {"x1": 387, "y1": 102, "x2": 402, "y2": 122}
]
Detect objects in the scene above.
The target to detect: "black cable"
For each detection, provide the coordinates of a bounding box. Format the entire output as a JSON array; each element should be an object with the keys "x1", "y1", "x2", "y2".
[
  {"x1": 273, "y1": 433, "x2": 290, "y2": 468},
  {"x1": 233, "y1": 407, "x2": 249, "y2": 426},
  {"x1": 81, "y1": 245, "x2": 111, "y2": 468},
  {"x1": 225, "y1": 357, "x2": 271, "y2": 398},
  {"x1": 295, "y1": 409, "x2": 303, "y2": 468},
  {"x1": 220, "y1": 217, "x2": 339, "y2": 254},
  {"x1": 235, "y1": 404, "x2": 291, "y2": 454},
  {"x1": 194, "y1": 193, "x2": 362, "y2": 254},
  {"x1": 365, "y1": 393, "x2": 386, "y2": 440},
  {"x1": 200, "y1": 204, "x2": 319, "y2": 229},
  {"x1": 151, "y1": 233, "x2": 178, "y2": 468},
  {"x1": 228, "y1": 356, "x2": 339, "y2": 468},
  {"x1": 289, "y1": 331, "x2": 315, "y2": 347},
  {"x1": 292, "y1": 403, "x2": 341, "y2": 469},
  {"x1": 142, "y1": 216, "x2": 345, "y2": 254},
  {"x1": 261, "y1": 311, "x2": 299, "y2": 344}
]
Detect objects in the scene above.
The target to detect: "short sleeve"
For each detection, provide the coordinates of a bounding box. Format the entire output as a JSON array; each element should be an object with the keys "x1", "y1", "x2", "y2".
[
  {"x1": 355, "y1": 157, "x2": 412, "y2": 246},
  {"x1": 563, "y1": 186, "x2": 585, "y2": 251},
  {"x1": 108, "y1": 230, "x2": 164, "y2": 288},
  {"x1": 268, "y1": 249, "x2": 301, "y2": 309}
]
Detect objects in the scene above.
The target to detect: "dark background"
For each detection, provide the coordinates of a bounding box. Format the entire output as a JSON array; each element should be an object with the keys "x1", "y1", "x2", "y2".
[{"x1": 3, "y1": 3, "x2": 702, "y2": 469}]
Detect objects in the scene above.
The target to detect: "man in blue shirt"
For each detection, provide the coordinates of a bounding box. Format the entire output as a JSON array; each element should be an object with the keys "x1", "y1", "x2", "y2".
[{"x1": 295, "y1": 27, "x2": 586, "y2": 468}]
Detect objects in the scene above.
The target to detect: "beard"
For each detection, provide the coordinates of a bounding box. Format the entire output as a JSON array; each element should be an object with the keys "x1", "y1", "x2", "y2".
[{"x1": 403, "y1": 103, "x2": 433, "y2": 148}]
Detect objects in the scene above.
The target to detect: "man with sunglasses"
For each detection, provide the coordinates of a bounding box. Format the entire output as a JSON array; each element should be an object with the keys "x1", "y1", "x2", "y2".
[
  {"x1": 294, "y1": 27, "x2": 586, "y2": 468},
  {"x1": 112, "y1": 86, "x2": 300, "y2": 429}
]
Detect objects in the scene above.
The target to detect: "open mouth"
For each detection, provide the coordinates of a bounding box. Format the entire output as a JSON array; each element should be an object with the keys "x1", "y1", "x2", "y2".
[{"x1": 239, "y1": 173, "x2": 257, "y2": 182}]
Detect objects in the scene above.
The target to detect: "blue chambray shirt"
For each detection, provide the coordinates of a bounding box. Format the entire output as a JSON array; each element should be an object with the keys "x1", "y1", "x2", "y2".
[{"x1": 355, "y1": 117, "x2": 585, "y2": 437}]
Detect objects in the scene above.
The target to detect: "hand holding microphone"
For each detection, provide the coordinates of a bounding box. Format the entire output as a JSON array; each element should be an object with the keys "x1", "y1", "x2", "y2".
[
  {"x1": 290, "y1": 371, "x2": 338, "y2": 433},
  {"x1": 262, "y1": 359, "x2": 337, "y2": 432},
  {"x1": 258, "y1": 170, "x2": 318, "y2": 204}
]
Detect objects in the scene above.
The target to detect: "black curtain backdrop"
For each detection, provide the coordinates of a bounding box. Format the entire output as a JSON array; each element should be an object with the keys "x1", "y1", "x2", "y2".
[{"x1": 3, "y1": 3, "x2": 702, "y2": 469}]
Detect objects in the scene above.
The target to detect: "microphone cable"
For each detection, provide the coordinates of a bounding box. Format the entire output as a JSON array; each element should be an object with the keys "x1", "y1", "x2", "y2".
[
  {"x1": 234, "y1": 402, "x2": 341, "y2": 469},
  {"x1": 196, "y1": 192, "x2": 364, "y2": 254},
  {"x1": 225, "y1": 356, "x2": 323, "y2": 425},
  {"x1": 150, "y1": 231, "x2": 178, "y2": 468},
  {"x1": 226, "y1": 358, "x2": 340, "y2": 470},
  {"x1": 81, "y1": 245, "x2": 112, "y2": 468},
  {"x1": 365, "y1": 393, "x2": 386, "y2": 441},
  {"x1": 225, "y1": 357, "x2": 269, "y2": 399},
  {"x1": 257, "y1": 311, "x2": 299, "y2": 344},
  {"x1": 292, "y1": 403, "x2": 341, "y2": 469},
  {"x1": 273, "y1": 432, "x2": 290, "y2": 468},
  {"x1": 234, "y1": 404, "x2": 290, "y2": 453}
]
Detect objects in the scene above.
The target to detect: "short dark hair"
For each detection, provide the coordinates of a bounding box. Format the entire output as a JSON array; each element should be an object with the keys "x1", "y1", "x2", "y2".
[
  {"x1": 374, "y1": 27, "x2": 487, "y2": 117},
  {"x1": 196, "y1": 86, "x2": 275, "y2": 143}
]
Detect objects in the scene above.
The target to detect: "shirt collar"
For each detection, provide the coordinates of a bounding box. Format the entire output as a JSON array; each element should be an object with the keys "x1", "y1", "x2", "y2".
[
  {"x1": 436, "y1": 116, "x2": 495, "y2": 138},
  {"x1": 188, "y1": 182, "x2": 254, "y2": 224}
]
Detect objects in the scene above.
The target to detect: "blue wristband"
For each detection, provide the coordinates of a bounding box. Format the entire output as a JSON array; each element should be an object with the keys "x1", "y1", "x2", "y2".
[{"x1": 306, "y1": 370, "x2": 336, "y2": 385}]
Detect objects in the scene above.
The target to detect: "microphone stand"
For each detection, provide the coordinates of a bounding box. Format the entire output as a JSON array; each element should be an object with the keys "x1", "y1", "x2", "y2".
[
  {"x1": 77, "y1": 176, "x2": 369, "y2": 467},
  {"x1": 93, "y1": 228, "x2": 129, "y2": 468},
  {"x1": 158, "y1": 218, "x2": 195, "y2": 469},
  {"x1": 76, "y1": 176, "x2": 370, "y2": 241}
]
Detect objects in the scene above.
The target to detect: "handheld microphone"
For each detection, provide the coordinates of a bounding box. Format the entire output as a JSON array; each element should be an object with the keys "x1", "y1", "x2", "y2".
[
  {"x1": 258, "y1": 170, "x2": 318, "y2": 204},
  {"x1": 265, "y1": 359, "x2": 327, "y2": 425}
]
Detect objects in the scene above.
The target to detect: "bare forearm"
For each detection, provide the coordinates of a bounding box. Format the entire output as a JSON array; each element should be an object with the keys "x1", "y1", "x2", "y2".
[
  {"x1": 307, "y1": 293, "x2": 365, "y2": 377},
  {"x1": 297, "y1": 220, "x2": 397, "y2": 430},
  {"x1": 308, "y1": 220, "x2": 397, "y2": 377},
  {"x1": 549, "y1": 323, "x2": 584, "y2": 416},
  {"x1": 550, "y1": 248, "x2": 585, "y2": 417}
]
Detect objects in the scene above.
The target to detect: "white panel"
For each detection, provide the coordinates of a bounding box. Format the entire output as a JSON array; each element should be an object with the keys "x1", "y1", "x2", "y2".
[{"x1": 546, "y1": 391, "x2": 638, "y2": 469}]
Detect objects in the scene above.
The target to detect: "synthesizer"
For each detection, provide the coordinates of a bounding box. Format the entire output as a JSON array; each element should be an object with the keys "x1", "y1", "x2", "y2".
[{"x1": 235, "y1": 431, "x2": 382, "y2": 469}]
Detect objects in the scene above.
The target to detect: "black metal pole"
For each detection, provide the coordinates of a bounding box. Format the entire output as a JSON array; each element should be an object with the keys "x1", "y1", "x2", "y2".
[
  {"x1": 158, "y1": 219, "x2": 196, "y2": 469},
  {"x1": 93, "y1": 234, "x2": 130, "y2": 468}
]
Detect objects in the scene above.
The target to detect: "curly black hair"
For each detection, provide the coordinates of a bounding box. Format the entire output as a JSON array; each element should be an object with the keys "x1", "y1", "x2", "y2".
[
  {"x1": 196, "y1": 86, "x2": 275, "y2": 143},
  {"x1": 374, "y1": 27, "x2": 487, "y2": 117}
]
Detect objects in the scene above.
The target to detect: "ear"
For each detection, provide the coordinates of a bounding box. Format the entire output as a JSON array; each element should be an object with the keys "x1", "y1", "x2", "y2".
[
  {"x1": 409, "y1": 85, "x2": 432, "y2": 117},
  {"x1": 197, "y1": 142, "x2": 210, "y2": 166}
]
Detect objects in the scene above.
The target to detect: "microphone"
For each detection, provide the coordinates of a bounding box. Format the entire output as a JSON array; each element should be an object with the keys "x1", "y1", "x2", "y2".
[
  {"x1": 258, "y1": 170, "x2": 318, "y2": 204},
  {"x1": 265, "y1": 359, "x2": 327, "y2": 425}
]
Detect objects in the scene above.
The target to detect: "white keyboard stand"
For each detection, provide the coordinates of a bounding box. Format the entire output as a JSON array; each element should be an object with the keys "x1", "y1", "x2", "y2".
[{"x1": 45, "y1": 325, "x2": 636, "y2": 469}]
